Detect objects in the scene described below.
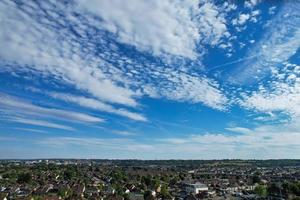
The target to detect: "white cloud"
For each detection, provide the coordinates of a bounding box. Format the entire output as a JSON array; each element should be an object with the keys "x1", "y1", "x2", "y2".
[
  {"x1": 231, "y1": 3, "x2": 300, "y2": 83},
  {"x1": 269, "y1": 6, "x2": 277, "y2": 15},
  {"x1": 242, "y1": 89, "x2": 300, "y2": 117},
  {"x1": 77, "y1": 0, "x2": 229, "y2": 59},
  {"x1": 253, "y1": 112, "x2": 281, "y2": 122},
  {"x1": 0, "y1": 93, "x2": 104, "y2": 123},
  {"x1": 141, "y1": 72, "x2": 228, "y2": 110},
  {"x1": 9, "y1": 121, "x2": 300, "y2": 159},
  {"x1": 222, "y1": 2, "x2": 237, "y2": 12},
  {"x1": 241, "y1": 81, "x2": 300, "y2": 118},
  {"x1": 155, "y1": 122, "x2": 300, "y2": 159},
  {"x1": 77, "y1": 0, "x2": 198, "y2": 59},
  {"x1": 226, "y1": 127, "x2": 251, "y2": 134},
  {"x1": 249, "y1": 10, "x2": 260, "y2": 23},
  {"x1": 196, "y1": 2, "x2": 230, "y2": 46},
  {"x1": 0, "y1": 0, "x2": 230, "y2": 112},
  {"x1": 13, "y1": 128, "x2": 48, "y2": 134},
  {"x1": 10, "y1": 118, "x2": 75, "y2": 131},
  {"x1": 244, "y1": 0, "x2": 259, "y2": 9},
  {"x1": 36, "y1": 115, "x2": 300, "y2": 158},
  {"x1": 0, "y1": 0, "x2": 299, "y2": 159},
  {"x1": 49, "y1": 92, "x2": 147, "y2": 121},
  {"x1": 239, "y1": 62, "x2": 300, "y2": 124},
  {"x1": 237, "y1": 14, "x2": 250, "y2": 25},
  {"x1": 251, "y1": 10, "x2": 260, "y2": 17},
  {"x1": 41, "y1": 137, "x2": 154, "y2": 151},
  {"x1": 42, "y1": 122, "x2": 299, "y2": 159},
  {"x1": 113, "y1": 130, "x2": 136, "y2": 136},
  {"x1": 0, "y1": 0, "x2": 138, "y2": 107},
  {"x1": 231, "y1": 11, "x2": 259, "y2": 26}
]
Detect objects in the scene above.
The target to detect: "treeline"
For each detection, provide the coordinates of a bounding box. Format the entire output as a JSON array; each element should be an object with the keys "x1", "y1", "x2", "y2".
[
  {"x1": 89, "y1": 159, "x2": 300, "y2": 168},
  {"x1": 254, "y1": 182, "x2": 300, "y2": 199}
]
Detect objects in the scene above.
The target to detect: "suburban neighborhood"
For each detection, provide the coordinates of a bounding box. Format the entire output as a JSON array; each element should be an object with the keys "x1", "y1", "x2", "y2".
[{"x1": 0, "y1": 160, "x2": 300, "y2": 200}]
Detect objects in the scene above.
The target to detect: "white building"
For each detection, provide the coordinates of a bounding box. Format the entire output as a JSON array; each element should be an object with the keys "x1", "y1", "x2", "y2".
[{"x1": 185, "y1": 183, "x2": 208, "y2": 194}]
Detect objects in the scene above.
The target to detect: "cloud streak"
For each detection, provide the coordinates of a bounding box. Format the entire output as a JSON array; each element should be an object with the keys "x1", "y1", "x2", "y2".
[
  {"x1": 10, "y1": 118, "x2": 75, "y2": 131},
  {"x1": 0, "y1": 93, "x2": 103, "y2": 125},
  {"x1": 49, "y1": 92, "x2": 147, "y2": 121},
  {"x1": 41, "y1": 137, "x2": 154, "y2": 152}
]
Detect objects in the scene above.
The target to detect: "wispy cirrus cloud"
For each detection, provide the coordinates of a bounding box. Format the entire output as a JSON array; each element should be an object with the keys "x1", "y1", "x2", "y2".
[
  {"x1": 10, "y1": 118, "x2": 75, "y2": 131},
  {"x1": 225, "y1": 126, "x2": 252, "y2": 134},
  {"x1": 13, "y1": 127, "x2": 48, "y2": 134},
  {"x1": 41, "y1": 137, "x2": 154, "y2": 152},
  {"x1": 112, "y1": 130, "x2": 136, "y2": 136},
  {"x1": 230, "y1": 2, "x2": 300, "y2": 83},
  {"x1": 48, "y1": 92, "x2": 147, "y2": 121},
  {"x1": 143, "y1": 72, "x2": 228, "y2": 110},
  {"x1": 0, "y1": 93, "x2": 103, "y2": 124}
]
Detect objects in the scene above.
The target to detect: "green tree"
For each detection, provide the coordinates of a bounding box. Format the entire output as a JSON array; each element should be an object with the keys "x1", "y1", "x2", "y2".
[
  {"x1": 144, "y1": 190, "x2": 152, "y2": 200},
  {"x1": 17, "y1": 172, "x2": 31, "y2": 184},
  {"x1": 160, "y1": 184, "x2": 172, "y2": 199},
  {"x1": 268, "y1": 183, "x2": 281, "y2": 196},
  {"x1": 254, "y1": 184, "x2": 268, "y2": 197},
  {"x1": 289, "y1": 182, "x2": 300, "y2": 196},
  {"x1": 64, "y1": 168, "x2": 75, "y2": 180},
  {"x1": 142, "y1": 176, "x2": 152, "y2": 187},
  {"x1": 151, "y1": 178, "x2": 160, "y2": 189},
  {"x1": 123, "y1": 193, "x2": 130, "y2": 200},
  {"x1": 30, "y1": 195, "x2": 43, "y2": 200},
  {"x1": 252, "y1": 172, "x2": 261, "y2": 184},
  {"x1": 170, "y1": 176, "x2": 179, "y2": 185},
  {"x1": 58, "y1": 187, "x2": 72, "y2": 199}
]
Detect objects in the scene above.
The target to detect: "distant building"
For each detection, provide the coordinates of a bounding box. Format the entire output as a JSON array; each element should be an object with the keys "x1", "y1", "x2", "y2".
[{"x1": 185, "y1": 183, "x2": 208, "y2": 194}]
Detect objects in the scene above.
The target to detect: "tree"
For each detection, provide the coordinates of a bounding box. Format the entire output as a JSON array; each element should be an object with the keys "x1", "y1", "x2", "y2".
[
  {"x1": 151, "y1": 178, "x2": 160, "y2": 189},
  {"x1": 144, "y1": 190, "x2": 153, "y2": 200},
  {"x1": 64, "y1": 168, "x2": 75, "y2": 180},
  {"x1": 113, "y1": 183, "x2": 124, "y2": 196},
  {"x1": 254, "y1": 184, "x2": 268, "y2": 197},
  {"x1": 2, "y1": 173, "x2": 11, "y2": 179},
  {"x1": 17, "y1": 172, "x2": 32, "y2": 184},
  {"x1": 58, "y1": 188, "x2": 72, "y2": 199},
  {"x1": 252, "y1": 171, "x2": 261, "y2": 184},
  {"x1": 252, "y1": 175, "x2": 261, "y2": 184},
  {"x1": 289, "y1": 182, "x2": 300, "y2": 196},
  {"x1": 123, "y1": 193, "x2": 130, "y2": 200},
  {"x1": 170, "y1": 176, "x2": 179, "y2": 186},
  {"x1": 160, "y1": 184, "x2": 172, "y2": 199},
  {"x1": 268, "y1": 183, "x2": 281, "y2": 196},
  {"x1": 141, "y1": 176, "x2": 152, "y2": 187}
]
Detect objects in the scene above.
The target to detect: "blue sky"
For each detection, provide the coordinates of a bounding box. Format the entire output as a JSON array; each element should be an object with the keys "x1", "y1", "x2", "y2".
[{"x1": 0, "y1": 0, "x2": 300, "y2": 159}]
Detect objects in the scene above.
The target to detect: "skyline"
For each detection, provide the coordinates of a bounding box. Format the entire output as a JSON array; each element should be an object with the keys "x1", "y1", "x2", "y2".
[{"x1": 0, "y1": 0, "x2": 300, "y2": 159}]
